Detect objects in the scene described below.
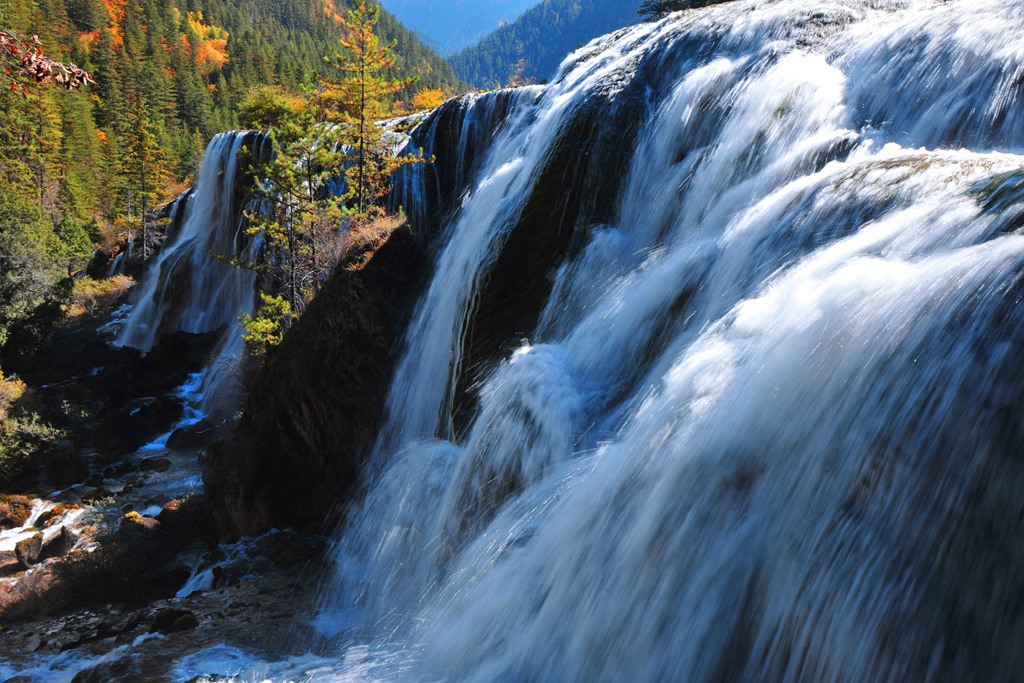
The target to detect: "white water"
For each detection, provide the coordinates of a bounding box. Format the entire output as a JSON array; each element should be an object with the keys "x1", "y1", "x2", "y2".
[
  {"x1": 116, "y1": 131, "x2": 264, "y2": 410},
  {"x1": 307, "y1": 1, "x2": 1024, "y2": 681}
]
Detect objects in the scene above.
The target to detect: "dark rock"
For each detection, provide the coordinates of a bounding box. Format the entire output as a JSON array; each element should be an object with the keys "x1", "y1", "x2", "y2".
[
  {"x1": 96, "y1": 395, "x2": 184, "y2": 457},
  {"x1": 15, "y1": 533, "x2": 43, "y2": 568},
  {"x1": 391, "y1": 90, "x2": 519, "y2": 240},
  {"x1": 452, "y1": 80, "x2": 645, "y2": 432},
  {"x1": 69, "y1": 657, "x2": 136, "y2": 683},
  {"x1": 120, "y1": 511, "x2": 161, "y2": 535},
  {"x1": 156, "y1": 496, "x2": 216, "y2": 544},
  {"x1": 40, "y1": 526, "x2": 78, "y2": 561},
  {"x1": 151, "y1": 607, "x2": 198, "y2": 634},
  {"x1": 59, "y1": 526, "x2": 80, "y2": 553},
  {"x1": 101, "y1": 460, "x2": 137, "y2": 478},
  {"x1": 0, "y1": 495, "x2": 33, "y2": 529},
  {"x1": 78, "y1": 488, "x2": 112, "y2": 504},
  {"x1": 139, "y1": 457, "x2": 172, "y2": 473},
  {"x1": 206, "y1": 227, "x2": 428, "y2": 536},
  {"x1": 268, "y1": 540, "x2": 322, "y2": 567},
  {"x1": 0, "y1": 550, "x2": 21, "y2": 577},
  {"x1": 166, "y1": 420, "x2": 217, "y2": 451}
]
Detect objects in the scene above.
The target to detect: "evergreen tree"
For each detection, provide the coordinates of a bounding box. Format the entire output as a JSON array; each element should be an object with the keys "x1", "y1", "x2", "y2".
[
  {"x1": 121, "y1": 95, "x2": 167, "y2": 261},
  {"x1": 325, "y1": 0, "x2": 419, "y2": 215},
  {"x1": 245, "y1": 96, "x2": 342, "y2": 313},
  {"x1": 639, "y1": 0, "x2": 723, "y2": 20}
]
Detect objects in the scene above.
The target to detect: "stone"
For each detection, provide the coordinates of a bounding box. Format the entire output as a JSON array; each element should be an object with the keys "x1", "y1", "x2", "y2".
[
  {"x1": 150, "y1": 607, "x2": 198, "y2": 634},
  {"x1": 166, "y1": 419, "x2": 217, "y2": 451},
  {"x1": 139, "y1": 457, "x2": 172, "y2": 473},
  {"x1": 15, "y1": 532, "x2": 43, "y2": 568},
  {"x1": 121, "y1": 511, "x2": 161, "y2": 533},
  {"x1": 0, "y1": 495, "x2": 33, "y2": 529},
  {"x1": 39, "y1": 526, "x2": 78, "y2": 561},
  {"x1": 0, "y1": 550, "x2": 22, "y2": 577}
]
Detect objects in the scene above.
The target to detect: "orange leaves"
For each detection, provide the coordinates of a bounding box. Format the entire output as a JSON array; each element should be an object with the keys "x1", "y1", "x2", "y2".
[
  {"x1": 322, "y1": 0, "x2": 346, "y2": 25},
  {"x1": 186, "y1": 12, "x2": 230, "y2": 73}
]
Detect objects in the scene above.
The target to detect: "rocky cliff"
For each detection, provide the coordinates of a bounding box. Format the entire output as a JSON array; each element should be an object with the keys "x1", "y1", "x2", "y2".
[{"x1": 205, "y1": 227, "x2": 427, "y2": 536}]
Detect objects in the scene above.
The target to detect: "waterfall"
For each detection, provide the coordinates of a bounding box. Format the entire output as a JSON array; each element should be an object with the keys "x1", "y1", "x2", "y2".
[
  {"x1": 314, "y1": 0, "x2": 1024, "y2": 679},
  {"x1": 116, "y1": 131, "x2": 266, "y2": 410}
]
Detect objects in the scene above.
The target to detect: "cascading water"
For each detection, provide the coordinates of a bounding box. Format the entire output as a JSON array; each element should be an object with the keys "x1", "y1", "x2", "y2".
[
  {"x1": 295, "y1": 0, "x2": 1024, "y2": 681},
  {"x1": 116, "y1": 131, "x2": 266, "y2": 410}
]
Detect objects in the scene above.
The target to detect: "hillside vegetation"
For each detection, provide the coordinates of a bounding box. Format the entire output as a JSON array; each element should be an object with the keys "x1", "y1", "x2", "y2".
[
  {"x1": 0, "y1": 0, "x2": 463, "y2": 349},
  {"x1": 450, "y1": 0, "x2": 642, "y2": 87}
]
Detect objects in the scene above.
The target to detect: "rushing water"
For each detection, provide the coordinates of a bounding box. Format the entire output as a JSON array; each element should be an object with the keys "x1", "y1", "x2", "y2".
[
  {"x1": 297, "y1": 1, "x2": 1024, "y2": 681},
  {"x1": 115, "y1": 131, "x2": 265, "y2": 411}
]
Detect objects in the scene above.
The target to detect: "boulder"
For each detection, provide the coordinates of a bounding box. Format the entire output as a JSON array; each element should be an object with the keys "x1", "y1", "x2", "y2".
[
  {"x1": 39, "y1": 526, "x2": 78, "y2": 561},
  {"x1": 150, "y1": 607, "x2": 198, "y2": 634},
  {"x1": 0, "y1": 495, "x2": 33, "y2": 529},
  {"x1": 139, "y1": 457, "x2": 172, "y2": 473},
  {"x1": 15, "y1": 532, "x2": 43, "y2": 568},
  {"x1": 166, "y1": 419, "x2": 219, "y2": 451},
  {"x1": 0, "y1": 550, "x2": 21, "y2": 577}
]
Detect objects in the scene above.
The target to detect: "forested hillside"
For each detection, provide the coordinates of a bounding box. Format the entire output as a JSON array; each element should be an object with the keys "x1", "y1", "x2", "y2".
[
  {"x1": 379, "y1": 0, "x2": 539, "y2": 54},
  {"x1": 0, "y1": 0, "x2": 462, "y2": 348},
  {"x1": 449, "y1": 0, "x2": 641, "y2": 87}
]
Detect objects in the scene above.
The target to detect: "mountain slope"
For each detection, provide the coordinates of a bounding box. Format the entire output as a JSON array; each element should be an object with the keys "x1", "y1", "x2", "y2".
[
  {"x1": 449, "y1": 0, "x2": 642, "y2": 87},
  {"x1": 380, "y1": 0, "x2": 540, "y2": 54}
]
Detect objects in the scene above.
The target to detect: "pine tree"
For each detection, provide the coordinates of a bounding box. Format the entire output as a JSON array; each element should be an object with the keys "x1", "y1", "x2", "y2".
[
  {"x1": 639, "y1": 1, "x2": 723, "y2": 20},
  {"x1": 121, "y1": 94, "x2": 167, "y2": 261},
  {"x1": 245, "y1": 92, "x2": 342, "y2": 314},
  {"x1": 324, "y1": 0, "x2": 419, "y2": 217}
]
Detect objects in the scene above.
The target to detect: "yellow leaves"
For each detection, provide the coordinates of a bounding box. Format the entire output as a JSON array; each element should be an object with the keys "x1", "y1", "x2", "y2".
[
  {"x1": 240, "y1": 293, "x2": 293, "y2": 354},
  {"x1": 0, "y1": 371, "x2": 27, "y2": 421},
  {"x1": 77, "y1": 31, "x2": 99, "y2": 55},
  {"x1": 187, "y1": 11, "x2": 230, "y2": 73},
  {"x1": 411, "y1": 88, "x2": 446, "y2": 111}
]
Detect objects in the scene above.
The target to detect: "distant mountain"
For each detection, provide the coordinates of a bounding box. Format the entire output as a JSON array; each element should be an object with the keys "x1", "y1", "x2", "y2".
[
  {"x1": 379, "y1": 0, "x2": 541, "y2": 54},
  {"x1": 450, "y1": 0, "x2": 643, "y2": 87}
]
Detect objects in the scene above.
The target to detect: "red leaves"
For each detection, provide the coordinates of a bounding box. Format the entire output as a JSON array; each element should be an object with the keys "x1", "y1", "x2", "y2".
[{"x1": 1, "y1": 29, "x2": 96, "y2": 94}]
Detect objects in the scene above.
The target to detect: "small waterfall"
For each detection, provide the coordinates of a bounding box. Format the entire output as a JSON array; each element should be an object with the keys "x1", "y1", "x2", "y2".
[
  {"x1": 116, "y1": 131, "x2": 267, "y2": 410},
  {"x1": 390, "y1": 89, "x2": 521, "y2": 237},
  {"x1": 314, "y1": 0, "x2": 1024, "y2": 681}
]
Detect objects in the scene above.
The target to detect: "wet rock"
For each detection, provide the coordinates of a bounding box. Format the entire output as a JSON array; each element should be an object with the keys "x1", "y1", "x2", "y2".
[
  {"x1": 167, "y1": 420, "x2": 217, "y2": 451},
  {"x1": 96, "y1": 395, "x2": 184, "y2": 457},
  {"x1": 15, "y1": 533, "x2": 43, "y2": 568},
  {"x1": 151, "y1": 607, "x2": 198, "y2": 634},
  {"x1": 0, "y1": 495, "x2": 33, "y2": 529},
  {"x1": 139, "y1": 457, "x2": 172, "y2": 473},
  {"x1": 40, "y1": 526, "x2": 78, "y2": 561},
  {"x1": 121, "y1": 511, "x2": 161, "y2": 534},
  {"x1": 0, "y1": 550, "x2": 21, "y2": 577},
  {"x1": 43, "y1": 503, "x2": 83, "y2": 526},
  {"x1": 69, "y1": 656, "x2": 137, "y2": 683},
  {"x1": 268, "y1": 539, "x2": 323, "y2": 567}
]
